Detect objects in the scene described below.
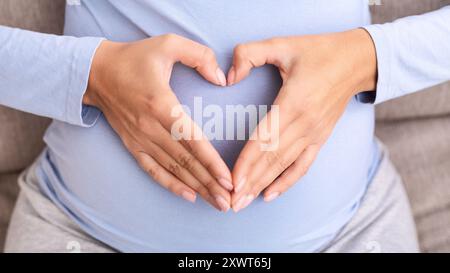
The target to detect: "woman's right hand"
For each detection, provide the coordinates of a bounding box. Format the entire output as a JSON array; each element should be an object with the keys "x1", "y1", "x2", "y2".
[{"x1": 83, "y1": 34, "x2": 232, "y2": 212}]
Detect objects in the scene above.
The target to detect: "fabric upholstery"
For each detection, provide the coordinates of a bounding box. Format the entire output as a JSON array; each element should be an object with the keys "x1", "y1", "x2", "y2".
[
  {"x1": 0, "y1": 110, "x2": 50, "y2": 173},
  {"x1": 376, "y1": 117, "x2": 450, "y2": 252},
  {"x1": 0, "y1": 173, "x2": 20, "y2": 251},
  {"x1": 0, "y1": 0, "x2": 65, "y2": 33}
]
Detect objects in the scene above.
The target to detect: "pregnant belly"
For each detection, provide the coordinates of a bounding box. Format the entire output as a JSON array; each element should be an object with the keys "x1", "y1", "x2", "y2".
[{"x1": 42, "y1": 62, "x2": 376, "y2": 252}]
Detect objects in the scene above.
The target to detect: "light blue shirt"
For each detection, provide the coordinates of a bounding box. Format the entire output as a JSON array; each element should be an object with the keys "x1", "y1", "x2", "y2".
[{"x1": 1, "y1": 0, "x2": 449, "y2": 252}]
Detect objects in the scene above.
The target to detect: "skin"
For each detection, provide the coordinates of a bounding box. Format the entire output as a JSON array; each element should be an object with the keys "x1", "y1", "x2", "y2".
[
  {"x1": 84, "y1": 29, "x2": 377, "y2": 213},
  {"x1": 83, "y1": 34, "x2": 233, "y2": 212},
  {"x1": 227, "y1": 29, "x2": 378, "y2": 212}
]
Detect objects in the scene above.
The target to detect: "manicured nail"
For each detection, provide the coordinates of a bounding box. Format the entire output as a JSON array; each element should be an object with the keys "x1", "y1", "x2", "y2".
[
  {"x1": 227, "y1": 66, "x2": 236, "y2": 86},
  {"x1": 233, "y1": 194, "x2": 254, "y2": 213},
  {"x1": 241, "y1": 194, "x2": 254, "y2": 210},
  {"x1": 215, "y1": 195, "x2": 230, "y2": 212},
  {"x1": 216, "y1": 67, "x2": 227, "y2": 86},
  {"x1": 264, "y1": 192, "x2": 280, "y2": 202},
  {"x1": 218, "y1": 177, "x2": 233, "y2": 191},
  {"x1": 181, "y1": 191, "x2": 196, "y2": 203},
  {"x1": 233, "y1": 196, "x2": 246, "y2": 213},
  {"x1": 235, "y1": 176, "x2": 246, "y2": 193}
]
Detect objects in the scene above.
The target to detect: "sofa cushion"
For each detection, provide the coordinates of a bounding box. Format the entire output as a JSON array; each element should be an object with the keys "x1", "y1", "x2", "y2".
[
  {"x1": 376, "y1": 117, "x2": 450, "y2": 252},
  {"x1": 0, "y1": 0, "x2": 65, "y2": 33},
  {"x1": 0, "y1": 109, "x2": 50, "y2": 173},
  {"x1": 375, "y1": 85, "x2": 450, "y2": 121},
  {"x1": 371, "y1": 0, "x2": 450, "y2": 121},
  {"x1": 0, "y1": 173, "x2": 20, "y2": 252}
]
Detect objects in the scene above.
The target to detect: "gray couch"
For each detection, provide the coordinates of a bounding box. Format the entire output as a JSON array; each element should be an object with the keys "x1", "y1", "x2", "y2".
[{"x1": 1, "y1": 0, "x2": 449, "y2": 252}]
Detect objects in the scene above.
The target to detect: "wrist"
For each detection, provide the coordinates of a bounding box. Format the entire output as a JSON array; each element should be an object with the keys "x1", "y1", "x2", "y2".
[
  {"x1": 342, "y1": 29, "x2": 378, "y2": 96},
  {"x1": 84, "y1": 40, "x2": 123, "y2": 109}
]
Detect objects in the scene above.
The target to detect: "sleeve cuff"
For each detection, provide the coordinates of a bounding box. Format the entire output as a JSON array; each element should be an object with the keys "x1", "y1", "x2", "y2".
[
  {"x1": 357, "y1": 24, "x2": 394, "y2": 105},
  {"x1": 66, "y1": 36, "x2": 105, "y2": 127}
]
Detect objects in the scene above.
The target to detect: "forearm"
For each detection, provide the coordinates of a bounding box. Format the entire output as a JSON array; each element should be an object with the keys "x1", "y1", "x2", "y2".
[
  {"x1": 0, "y1": 25, "x2": 104, "y2": 126},
  {"x1": 360, "y1": 5, "x2": 450, "y2": 104}
]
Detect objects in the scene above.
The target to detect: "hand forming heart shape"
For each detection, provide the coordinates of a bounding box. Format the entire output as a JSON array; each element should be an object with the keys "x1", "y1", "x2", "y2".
[{"x1": 83, "y1": 30, "x2": 377, "y2": 213}]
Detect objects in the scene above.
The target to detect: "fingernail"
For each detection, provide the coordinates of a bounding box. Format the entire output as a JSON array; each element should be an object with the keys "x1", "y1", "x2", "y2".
[
  {"x1": 227, "y1": 66, "x2": 236, "y2": 86},
  {"x1": 218, "y1": 177, "x2": 234, "y2": 191},
  {"x1": 241, "y1": 194, "x2": 254, "y2": 210},
  {"x1": 215, "y1": 195, "x2": 230, "y2": 212},
  {"x1": 235, "y1": 176, "x2": 246, "y2": 193},
  {"x1": 233, "y1": 194, "x2": 254, "y2": 213},
  {"x1": 216, "y1": 67, "x2": 227, "y2": 87},
  {"x1": 181, "y1": 191, "x2": 196, "y2": 203},
  {"x1": 264, "y1": 192, "x2": 280, "y2": 202},
  {"x1": 233, "y1": 196, "x2": 246, "y2": 213}
]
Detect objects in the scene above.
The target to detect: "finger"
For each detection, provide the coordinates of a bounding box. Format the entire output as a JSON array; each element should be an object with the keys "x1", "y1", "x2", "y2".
[
  {"x1": 179, "y1": 127, "x2": 233, "y2": 191},
  {"x1": 247, "y1": 137, "x2": 308, "y2": 197},
  {"x1": 169, "y1": 35, "x2": 226, "y2": 86},
  {"x1": 264, "y1": 145, "x2": 320, "y2": 202},
  {"x1": 133, "y1": 150, "x2": 197, "y2": 204},
  {"x1": 231, "y1": 94, "x2": 295, "y2": 193},
  {"x1": 158, "y1": 99, "x2": 233, "y2": 191},
  {"x1": 232, "y1": 136, "x2": 308, "y2": 212},
  {"x1": 150, "y1": 129, "x2": 231, "y2": 211},
  {"x1": 231, "y1": 111, "x2": 280, "y2": 193},
  {"x1": 228, "y1": 39, "x2": 285, "y2": 85}
]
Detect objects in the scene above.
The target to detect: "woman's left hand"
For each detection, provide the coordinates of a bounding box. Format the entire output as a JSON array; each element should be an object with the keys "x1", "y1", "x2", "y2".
[{"x1": 228, "y1": 29, "x2": 378, "y2": 212}]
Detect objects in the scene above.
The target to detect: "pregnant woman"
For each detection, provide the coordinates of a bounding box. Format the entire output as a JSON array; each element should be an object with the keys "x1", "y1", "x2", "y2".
[{"x1": 1, "y1": 0, "x2": 450, "y2": 252}]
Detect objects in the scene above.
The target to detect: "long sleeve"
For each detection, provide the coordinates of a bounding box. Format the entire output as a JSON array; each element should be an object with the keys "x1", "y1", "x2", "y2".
[
  {"x1": 358, "y1": 6, "x2": 450, "y2": 104},
  {"x1": 0, "y1": 25, "x2": 104, "y2": 126}
]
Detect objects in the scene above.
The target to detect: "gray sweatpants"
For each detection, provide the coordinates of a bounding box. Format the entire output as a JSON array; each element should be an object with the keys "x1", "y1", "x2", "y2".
[{"x1": 4, "y1": 143, "x2": 419, "y2": 253}]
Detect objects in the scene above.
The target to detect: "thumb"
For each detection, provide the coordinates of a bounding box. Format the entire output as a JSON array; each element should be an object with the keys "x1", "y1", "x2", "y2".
[
  {"x1": 170, "y1": 35, "x2": 226, "y2": 87},
  {"x1": 227, "y1": 39, "x2": 284, "y2": 86}
]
